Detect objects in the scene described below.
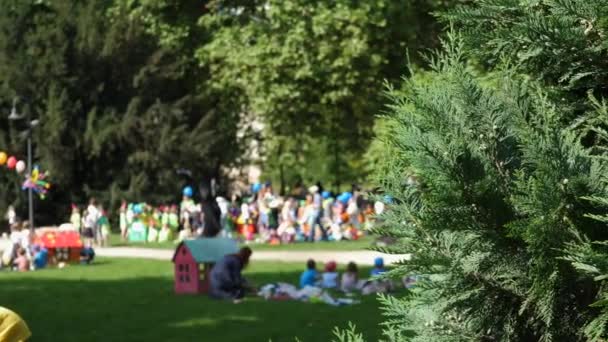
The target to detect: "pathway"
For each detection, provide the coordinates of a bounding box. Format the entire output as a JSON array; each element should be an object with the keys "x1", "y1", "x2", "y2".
[{"x1": 96, "y1": 247, "x2": 410, "y2": 265}]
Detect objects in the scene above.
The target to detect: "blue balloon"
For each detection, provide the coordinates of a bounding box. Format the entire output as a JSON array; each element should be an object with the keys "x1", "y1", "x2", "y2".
[
  {"x1": 383, "y1": 195, "x2": 393, "y2": 204},
  {"x1": 133, "y1": 204, "x2": 143, "y2": 214},
  {"x1": 251, "y1": 183, "x2": 262, "y2": 194},
  {"x1": 322, "y1": 191, "x2": 331, "y2": 199},
  {"x1": 338, "y1": 192, "x2": 352, "y2": 203},
  {"x1": 183, "y1": 186, "x2": 193, "y2": 197}
]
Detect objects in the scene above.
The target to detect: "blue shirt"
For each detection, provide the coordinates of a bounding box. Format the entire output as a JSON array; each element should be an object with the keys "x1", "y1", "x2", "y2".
[
  {"x1": 371, "y1": 267, "x2": 385, "y2": 277},
  {"x1": 33, "y1": 249, "x2": 48, "y2": 269},
  {"x1": 300, "y1": 269, "x2": 318, "y2": 288}
]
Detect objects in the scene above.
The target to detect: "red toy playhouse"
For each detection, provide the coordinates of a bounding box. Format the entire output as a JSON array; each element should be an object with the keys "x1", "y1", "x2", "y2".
[
  {"x1": 33, "y1": 228, "x2": 83, "y2": 264},
  {"x1": 172, "y1": 238, "x2": 238, "y2": 295}
]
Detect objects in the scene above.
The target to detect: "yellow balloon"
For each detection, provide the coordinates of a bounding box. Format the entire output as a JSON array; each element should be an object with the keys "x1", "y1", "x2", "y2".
[
  {"x1": 31, "y1": 168, "x2": 39, "y2": 182},
  {"x1": 0, "y1": 152, "x2": 6, "y2": 165}
]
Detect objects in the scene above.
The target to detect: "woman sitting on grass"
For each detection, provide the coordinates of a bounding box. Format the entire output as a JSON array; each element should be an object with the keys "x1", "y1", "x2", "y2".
[{"x1": 209, "y1": 247, "x2": 253, "y2": 303}]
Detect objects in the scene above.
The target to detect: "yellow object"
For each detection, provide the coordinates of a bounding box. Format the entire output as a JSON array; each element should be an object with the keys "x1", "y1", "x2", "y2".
[
  {"x1": 31, "y1": 168, "x2": 39, "y2": 182},
  {"x1": 0, "y1": 152, "x2": 6, "y2": 165},
  {"x1": 0, "y1": 307, "x2": 31, "y2": 342}
]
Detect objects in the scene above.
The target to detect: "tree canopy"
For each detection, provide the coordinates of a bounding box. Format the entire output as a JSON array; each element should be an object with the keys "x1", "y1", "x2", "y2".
[{"x1": 0, "y1": 0, "x2": 241, "y2": 223}]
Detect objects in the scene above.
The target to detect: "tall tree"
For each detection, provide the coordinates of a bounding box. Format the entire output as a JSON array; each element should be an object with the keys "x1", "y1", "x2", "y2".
[
  {"x1": 198, "y1": 0, "x2": 445, "y2": 190},
  {"x1": 0, "y1": 0, "x2": 241, "y2": 224}
]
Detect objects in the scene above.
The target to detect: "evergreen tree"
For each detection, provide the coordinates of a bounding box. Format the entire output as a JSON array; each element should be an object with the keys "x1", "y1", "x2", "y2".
[
  {"x1": 358, "y1": 2, "x2": 608, "y2": 341},
  {"x1": 360, "y1": 0, "x2": 608, "y2": 341},
  {"x1": 444, "y1": 0, "x2": 608, "y2": 119},
  {"x1": 368, "y1": 34, "x2": 608, "y2": 342}
]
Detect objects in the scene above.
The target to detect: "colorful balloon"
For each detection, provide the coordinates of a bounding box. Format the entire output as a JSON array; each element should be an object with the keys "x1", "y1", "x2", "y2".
[
  {"x1": 182, "y1": 186, "x2": 193, "y2": 198},
  {"x1": 6, "y1": 156, "x2": 17, "y2": 169},
  {"x1": 22, "y1": 165, "x2": 52, "y2": 200},
  {"x1": 15, "y1": 160, "x2": 26, "y2": 173},
  {"x1": 0, "y1": 152, "x2": 6, "y2": 165},
  {"x1": 251, "y1": 183, "x2": 262, "y2": 194}
]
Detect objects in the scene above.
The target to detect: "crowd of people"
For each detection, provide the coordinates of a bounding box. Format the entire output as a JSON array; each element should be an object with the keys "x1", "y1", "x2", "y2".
[
  {"x1": 0, "y1": 219, "x2": 95, "y2": 273},
  {"x1": 221, "y1": 183, "x2": 387, "y2": 244},
  {"x1": 112, "y1": 182, "x2": 388, "y2": 245},
  {"x1": 68, "y1": 198, "x2": 111, "y2": 246},
  {"x1": 255, "y1": 257, "x2": 419, "y2": 305},
  {"x1": 206, "y1": 245, "x2": 416, "y2": 305},
  {"x1": 0, "y1": 180, "x2": 390, "y2": 273}
]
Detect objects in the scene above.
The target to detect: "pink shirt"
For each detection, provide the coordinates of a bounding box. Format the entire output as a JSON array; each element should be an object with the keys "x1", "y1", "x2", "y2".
[{"x1": 15, "y1": 256, "x2": 29, "y2": 272}]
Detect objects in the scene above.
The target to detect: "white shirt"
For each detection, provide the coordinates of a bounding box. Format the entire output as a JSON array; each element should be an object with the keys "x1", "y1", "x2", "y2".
[
  {"x1": 85, "y1": 205, "x2": 100, "y2": 228},
  {"x1": 341, "y1": 272, "x2": 358, "y2": 292},
  {"x1": 321, "y1": 272, "x2": 339, "y2": 289}
]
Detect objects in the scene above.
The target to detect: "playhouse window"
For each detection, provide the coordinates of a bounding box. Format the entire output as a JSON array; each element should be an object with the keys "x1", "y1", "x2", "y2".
[
  {"x1": 185, "y1": 275, "x2": 190, "y2": 283},
  {"x1": 182, "y1": 248, "x2": 186, "y2": 255},
  {"x1": 185, "y1": 264, "x2": 189, "y2": 272},
  {"x1": 178, "y1": 264, "x2": 184, "y2": 272},
  {"x1": 179, "y1": 275, "x2": 184, "y2": 283}
]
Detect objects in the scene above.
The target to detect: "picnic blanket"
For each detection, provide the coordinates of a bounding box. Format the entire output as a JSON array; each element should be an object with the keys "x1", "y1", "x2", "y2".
[{"x1": 257, "y1": 283, "x2": 359, "y2": 306}]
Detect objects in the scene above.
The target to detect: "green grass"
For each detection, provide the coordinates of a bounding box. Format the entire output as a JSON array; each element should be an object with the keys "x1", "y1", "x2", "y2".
[
  {"x1": 109, "y1": 233, "x2": 376, "y2": 252},
  {"x1": 1, "y1": 258, "x2": 385, "y2": 341}
]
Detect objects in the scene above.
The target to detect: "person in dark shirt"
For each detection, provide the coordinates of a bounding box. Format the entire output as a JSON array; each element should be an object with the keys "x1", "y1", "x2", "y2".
[
  {"x1": 209, "y1": 247, "x2": 253, "y2": 303},
  {"x1": 199, "y1": 178, "x2": 222, "y2": 237}
]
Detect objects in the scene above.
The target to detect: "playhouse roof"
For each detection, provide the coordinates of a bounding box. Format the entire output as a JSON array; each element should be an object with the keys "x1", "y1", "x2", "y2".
[
  {"x1": 34, "y1": 229, "x2": 83, "y2": 249},
  {"x1": 172, "y1": 238, "x2": 238, "y2": 264}
]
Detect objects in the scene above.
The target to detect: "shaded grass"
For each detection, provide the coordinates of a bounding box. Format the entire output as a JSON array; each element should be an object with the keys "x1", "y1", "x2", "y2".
[
  {"x1": 1, "y1": 258, "x2": 385, "y2": 342},
  {"x1": 109, "y1": 234, "x2": 376, "y2": 252}
]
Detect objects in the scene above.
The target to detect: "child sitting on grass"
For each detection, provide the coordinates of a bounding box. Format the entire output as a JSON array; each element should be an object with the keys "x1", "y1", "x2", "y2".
[
  {"x1": 80, "y1": 242, "x2": 95, "y2": 264},
  {"x1": 14, "y1": 248, "x2": 29, "y2": 272},
  {"x1": 341, "y1": 261, "x2": 359, "y2": 293},
  {"x1": 321, "y1": 261, "x2": 339, "y2": 289},
  {"x1": 362, "y1": 257, "x2": 393, "y2": 295},
  {"x1": 33, "y1": 245, "x2": 48, "y2": 270},
  {"x1": 371, "y1": 257, "x2": 386, "y2": 276},
  {"x1": 299, "y1": 259, "x2": 319, "y2": 288}
]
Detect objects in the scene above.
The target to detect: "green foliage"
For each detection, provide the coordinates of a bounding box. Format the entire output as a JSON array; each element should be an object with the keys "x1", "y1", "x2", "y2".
[
  {"x1": 444, "y1": 0, "x2": 608, "y2": 117},
  {"x1": 0, "y1": 0, "x2": 241, "y2": 223},
  {"x1": 198, "y1": 0, "x2": 446, "y2": 190},
  {"x1": 373, "y1": 33, "x2": 608, "y2": 341},
  {"x1": 366, "y1": 2, "x2": 608, "y2": 341},
  {"x1": 333, "y1": 323, "x2": 366, "y2": 342}
]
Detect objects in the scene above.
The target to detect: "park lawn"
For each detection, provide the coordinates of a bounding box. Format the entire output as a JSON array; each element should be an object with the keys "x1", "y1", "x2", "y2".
[
  {"x1": 1, "y1": 258, "x2": 385, "y2": 342},
  {"x1": 109, "y1": 233, "x2": 376, "y2": 252}
]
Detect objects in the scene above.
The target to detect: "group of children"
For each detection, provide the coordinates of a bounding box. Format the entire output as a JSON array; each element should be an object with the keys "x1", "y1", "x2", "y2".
[
  {"x1": 69, "y1": 198, "x2": 111, "y2": 247},
  {"x1": 257, "y1": 257, "x2": 417, "y2": 306},
  {"x1": 65, "y1": 181, "x2": 388, "y2": 247},
  {"x1": 117, "y1": 201, "x2": 181, "y2": 243},
  {"x1": 0, "y1": 222, "x2": 95, "y2": 273},
  {"x1": 226, "y1": 183, "x2": 387, "y2": 245},
  {"x1": 70, "y1": 199, "x2": 184, "y2": 245},
  {"x1": 299, "y1": 257, "x2": 402, "y2": 295},
  {"x1": 115, "y1": 186, "x2": 215, "y2": 244}
]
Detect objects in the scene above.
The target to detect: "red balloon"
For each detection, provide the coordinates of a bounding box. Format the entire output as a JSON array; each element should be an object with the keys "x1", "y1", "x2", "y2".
[{"x1": 6, "y1": 156, "x2": 17, "y2": 169}]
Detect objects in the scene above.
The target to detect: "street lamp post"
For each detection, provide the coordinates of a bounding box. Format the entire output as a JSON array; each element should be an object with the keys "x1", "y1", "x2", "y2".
[{"x1": 8, "y1": 98, "x2": 37, "y2": 236}]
